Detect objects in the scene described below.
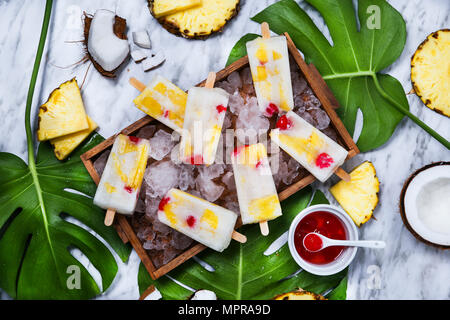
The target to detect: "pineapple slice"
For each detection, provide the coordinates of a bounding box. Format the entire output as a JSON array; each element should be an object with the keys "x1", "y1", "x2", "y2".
[
  {"x1": 411, "y1": 29, "x2": 450, "y2": 117},
  {"x1": 37, "y1": 78, "x2": 89, "y2": 141},
  {"x1": 273, "y1": 290, "x2": 326, "y2": 300},
  {"x1": 152, "y1": 0, "x2": 202, "y2": 18},
  {"x1": 330, "y1": 161, "x2": 379, "y2": 227},
  {"x1": 149, "y1": 0, "x2": 240, "y2": 39},
  {"x1": 50, "y1": 116, "x2": 98, "y2": 160}
]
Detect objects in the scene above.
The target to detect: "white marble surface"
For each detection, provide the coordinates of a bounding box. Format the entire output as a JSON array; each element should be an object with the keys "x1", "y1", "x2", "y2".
[{"x1": 0, "y1": 0, "x2": 448, "y2": 300}]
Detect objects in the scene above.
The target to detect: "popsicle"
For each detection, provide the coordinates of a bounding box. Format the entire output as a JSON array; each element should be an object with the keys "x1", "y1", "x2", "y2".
[
  {"x1": 246, "y1": 22, "x2": 294, "y2": 117},
  {"x1": 158, "y1": 188, "x2": 246, "y2": 252},
  {"x1": 231, "y1": 143, "x2": 282, "y2": 235},
  {"x1": 94, "y1": 134, "x2": 150, "y2": 225},
  {"x1": 270, "y1": 111, "x2": 350, "y2": 183},
  {"x1": 179, "y1": 72, "x2": 229, "y2": 165},
  {"x1": 132, "y1": 75, "x2": 187, "y2": 132}
]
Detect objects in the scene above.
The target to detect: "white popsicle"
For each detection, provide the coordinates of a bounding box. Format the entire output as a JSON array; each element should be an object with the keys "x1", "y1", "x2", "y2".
[
  {"x1": 158, "y1": 189, "x2": 241, "y2": 252},
  {"x1": 246, "y1": 23, "x2": 294, "y2": 117},
  {"x1": 270, "y1": 111, "x2": 348, "y2": 182},
  {"x1": 94, "y1": 134, "x2": 150, "y2": 217},
  {"x1": 180, "y1": 73, "x2": 229, "y2": 165},
  {"x1": 231, "y1": 144, "x2": 282, "y2": 231}
]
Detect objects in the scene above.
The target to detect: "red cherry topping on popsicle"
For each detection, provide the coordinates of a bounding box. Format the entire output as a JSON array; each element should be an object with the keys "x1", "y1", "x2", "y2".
[
  {"x1": 216, "y1": 104, "x2": 227, "y2": 113},
  {"x1": 276, "y1": 115, "x2": 293, "y2": 130},
  {"x1": 128, "y1": 136, "x2": 140, "y2": 144},
  {"x1": 158, "y1": 197, "x2": 170, "y2": 211},
  {"x1": 124, "y1": 186, "x2": 133, "y2": 193},
  {"x1": 186, "y1": 215, "x2": 196, "y2": 228},
  {"x1": 163, "y1": 110, "x2": 170, "y2": 118},
  {"x1": 255, "y1": 160, "x2": 262, "y2": 169},
  {"x1": 265, "y1": 103, "x2": 279, "y2": 117},
  {"x1": 315, "y1": 153, "x2": 334, "y2": 168},
  {"x1": 189, "y1": 155, "x2": 204, "y2": 165}
]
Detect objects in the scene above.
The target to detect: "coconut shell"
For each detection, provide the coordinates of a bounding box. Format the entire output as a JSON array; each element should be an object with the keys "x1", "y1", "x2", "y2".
[
  {"x1": 83, "y1": 13, "x2": 129, "y2": 78},
  {"x1": 399, "y1": 161, "x2": 450, "y2": 250}
]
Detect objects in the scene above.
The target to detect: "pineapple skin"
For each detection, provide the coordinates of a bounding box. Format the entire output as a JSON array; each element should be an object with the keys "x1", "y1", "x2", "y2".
[
  {"x1": 411, "y1": 29, "x2": 450, "y2": 117},
  {"x1": 330, "y1": 161, "x2": 380, "y2": 227},
  {"x1": 149, "y1": 0, "x2": 240, "y2": 39},
  {"x1": 50, "y1": 116, "x2": 98, "y2": 160},
  {"x1": 37, "y1": 78, "x2": 89, "y2": 141},
  {"x1": 273, "y1": 290, "x2": 326, "y2": 300}
]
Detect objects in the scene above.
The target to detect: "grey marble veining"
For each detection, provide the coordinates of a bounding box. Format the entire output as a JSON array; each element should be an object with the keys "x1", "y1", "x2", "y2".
[{"x1": 0, "y1": 0, "x2": 449, "y2": 300}]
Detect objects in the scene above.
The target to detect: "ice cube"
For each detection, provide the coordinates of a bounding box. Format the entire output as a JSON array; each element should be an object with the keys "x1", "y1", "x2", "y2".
[
  {"x1": 171, "y1": 231, "x2": 193, "y2": 250},
  {"x1": 149, "y1": 129, "x2": 177, "y2": 161},
  {"x1": 136, "y1": 125, "x2": 156, "y2": 139},
  {"x1": 291, "y1": 72, "x2": 307, "y2": 96},
  {"x1": 229, "y1": 91, "x2": 244, "y2": 115},
  {"x1": 144, "y1": 160, "x2": 180, "y2": 198},
  {"x1": 221, "y1": 171, "x2": 236, "y2": 191},
  {"x1": 93, "y1": 150, "x2": 110, "y2": 177},
  {"x1": 227, "y1": 72, "x2": 242, "y2": 91},
  {"x1": 198, "y1": 163, "x2": 226, "y2": 179},
  {"x1": 240, "y1": 67, "x2": 252, "y2": 85},
  {"x1": 309, "y1": 108, "x2": 330, "y2": 130},
  {"x1": 196, "y1": 174, "x2": 224, "y2": 202},
  {"x1": 178, "y1": 164, "x2": 196, "y2": 191}
]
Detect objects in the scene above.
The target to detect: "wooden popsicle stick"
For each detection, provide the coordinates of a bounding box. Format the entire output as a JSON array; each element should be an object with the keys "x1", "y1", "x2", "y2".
[
  {"x1": 105, "y1": 208, "x2": 116, "y2": 226},
  {"x1": 335, "y1": 167, "x2": 351, "y2": 182},
  {"x1": 261, "y1": 22, "x2": 271, "y2": 39},
  {"x1": 205, "y1": 72, "x2": 216, "y2": 88},
  {"x1": 129, "y1": 77, "x2": 146, "y2": 92},
  {"x1": 259, "y1": 221, "x2": 269, "y2": 236},
  {"x1": 231, "y1": 230, "x2": 247, "y2": 243}
]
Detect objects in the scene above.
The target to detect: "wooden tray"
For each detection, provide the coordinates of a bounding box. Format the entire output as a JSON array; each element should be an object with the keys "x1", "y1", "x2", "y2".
[{"x1": 81, "y1": 32, "x2": 359, "y2": 281}]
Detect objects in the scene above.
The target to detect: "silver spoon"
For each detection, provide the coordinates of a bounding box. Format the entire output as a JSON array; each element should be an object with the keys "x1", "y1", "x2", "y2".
[{"x1": 303, "y1": 232, "x2": 386, "y2": 252}]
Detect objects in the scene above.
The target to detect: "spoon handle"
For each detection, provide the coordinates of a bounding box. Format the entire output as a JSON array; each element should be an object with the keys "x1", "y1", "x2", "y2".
[{"x1": 329, "y1": 240, "x2": 386, "y2": 249}]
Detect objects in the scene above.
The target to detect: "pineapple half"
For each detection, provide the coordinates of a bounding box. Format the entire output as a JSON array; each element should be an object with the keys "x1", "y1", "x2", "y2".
[
  {"x1": 411, "y1": 29, "x2": 450, "y2": 117},
  {"x1": 37, "y1": 78, "x2": 89, "y2": 141},
  {"x1": 149, "y1": 0, "x2": 240, "y2": 39},
  {"x1": 273, "y1": 290, "x2": 326, "y2": 300},
  {"x1": 50, "y1": 116, "x2": 98, "y2": 160},
  {"x1": 152, "y1": 0, "x2": 202, "y2": 18},
  {"x1": 330, "y1": 161, "x2": 380, "y2": 227}
]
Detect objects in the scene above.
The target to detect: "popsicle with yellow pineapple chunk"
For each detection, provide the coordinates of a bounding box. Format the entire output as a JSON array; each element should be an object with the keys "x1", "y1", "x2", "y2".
[
  {"x1": 180, "y1": 73, "x2": 229, "y2": 165},
  {"x1": 270, "y1": 111, "x2": 348, "y2": 182},
  {"x1": 158, "y1": 189, "x2": 240, "y2": 252},
  {"x1": 246, "y1": 28, "x2": 294, "y2": 117},
  {"x1": 231, "y1": 144, "x2": 282, "y2": 229},
  {"x1": 94, "y1": 134, "x2": 150, "y2": 216},
  {"x1": 133, "y1": 75, "x2": 187, "y2": 131}
]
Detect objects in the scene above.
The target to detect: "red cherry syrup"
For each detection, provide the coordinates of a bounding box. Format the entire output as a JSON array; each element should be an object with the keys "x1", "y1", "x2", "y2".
[{"x1": 294, "y1": 211, "x2": 347, "y2": 265}]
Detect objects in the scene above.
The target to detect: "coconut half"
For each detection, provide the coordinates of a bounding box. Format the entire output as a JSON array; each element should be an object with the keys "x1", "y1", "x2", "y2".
[
  {"x1": 400, "y1": 162, "x2": 450, "y2": 248},
  {"x1": 84, "y1": 10, "x2": 130, "y2": 77}
]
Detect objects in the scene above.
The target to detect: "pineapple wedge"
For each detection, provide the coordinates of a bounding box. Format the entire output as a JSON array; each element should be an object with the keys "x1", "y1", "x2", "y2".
[
  {"x1": 149, "y1": 0, "x2": 240, "y2": 39},
  {"x1": 330, "y1": 161, "x2": 379, "y2": 227},
  {"x1": 50, "y1": 116, "x2": 98, "y2": 160},
  {"x1": 37, "y1": 78, "x2": 89, "y2": 141},
  {"x1": 273, "y1": 290, "x2": 326, "y2": 300},
  {"x1": 152, "y1": 0, "x2": 202, "y2": 18},
  {"x1": 411, "y1": 29, "x2": 450, "y2": 117}
]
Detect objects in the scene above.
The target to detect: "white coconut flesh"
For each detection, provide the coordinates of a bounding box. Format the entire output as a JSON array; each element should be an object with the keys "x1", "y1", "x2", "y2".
[
  {"x1": 88, "y1": 9, "x2": 130, "y2": 72},
  {"x1": 190, "y1": 290, "x2": 217, "y2": 300},
  {"x1": 404, "y1": 164, "x2": 450, "y2": 246}
]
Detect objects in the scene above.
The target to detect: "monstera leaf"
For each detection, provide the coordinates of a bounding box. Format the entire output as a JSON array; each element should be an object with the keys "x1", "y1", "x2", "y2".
[
  {"x1": 0, "y1": 0, "x2": 130, "y2": 299},
  {"x1": 0, "y1": 135, "x2": 131, "y2": 299},
  {"x1": 228, "y1": 0, "x2": 449, "y2": 151},
  {"x1": 138, "y1": 188, "x2": 348, "y2": 300}
]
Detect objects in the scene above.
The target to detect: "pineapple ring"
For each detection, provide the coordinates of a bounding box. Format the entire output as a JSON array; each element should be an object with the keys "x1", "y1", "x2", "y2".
[
  {"x1": 149, "y1": 0, "x2": 240, "y2": 39},
  {"x1": 411, "y1": 29, "x2": 450, "y2": 117}
]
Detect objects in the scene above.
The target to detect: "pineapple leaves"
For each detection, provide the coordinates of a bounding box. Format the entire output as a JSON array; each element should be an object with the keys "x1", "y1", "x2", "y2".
[
  {"x1": 138, "y1": 188, "x2": 348, "y2": 300},
  {"x1": 231, "y1": 0, "x2": 449, "y2": 151},
  {"x1": 0, "y1": 0, "x2": 131, "y2": 299}
]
